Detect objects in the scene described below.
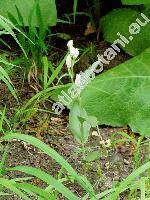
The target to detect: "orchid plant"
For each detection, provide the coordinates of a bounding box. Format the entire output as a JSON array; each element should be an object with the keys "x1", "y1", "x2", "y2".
[
  {"x1": 52, "y1": 40, "x2": 105, "y2": 148},
  {"x1": 63, "y1": 40, "x2": 104, "y2": 149}
]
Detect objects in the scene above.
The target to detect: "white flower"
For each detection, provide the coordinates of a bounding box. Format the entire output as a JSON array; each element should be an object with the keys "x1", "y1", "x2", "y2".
[
  {"x1": 75, "y1": 73, "x2": 81, "y2": 86},
  {"x1": 67, "y1": 40, "x2": 73, "y2": 48},
  {"x1": 70, "y1": 47, "x2": 79, "y2": 59},
  {"x1": 67, "y1": 40, "x2": 79, "y2": 59},
  {"x1": 66, "y1": 54, "x2": 72, "y2": 69}
]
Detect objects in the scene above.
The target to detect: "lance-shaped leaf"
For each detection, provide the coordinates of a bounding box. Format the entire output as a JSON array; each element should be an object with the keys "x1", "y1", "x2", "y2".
[{"x1": 122, "y1": 0, "x2": 150, "y2": 5}]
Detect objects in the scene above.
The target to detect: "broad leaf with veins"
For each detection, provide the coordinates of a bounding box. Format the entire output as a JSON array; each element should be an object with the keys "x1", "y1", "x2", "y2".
[
  {"x1": 101, "y1": 9, "x2": 150, "y2": 56},
  {"x1": 78, "y1": 48, "x2": 150, "y2": 136}
]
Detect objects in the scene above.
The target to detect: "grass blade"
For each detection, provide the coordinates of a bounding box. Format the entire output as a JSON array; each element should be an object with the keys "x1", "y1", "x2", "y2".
[
  {"x1": 0, "y1": 178, "x2": 30, "y2": 200},
  {"x1": 110, "y1": 161, "x2": 150, "y2": 199},
  {"x1": 0, "y1": 66, "x2": 18, "y2": 101},
  {"x1": 42, "y1": 56, "x2": 49, "y2": 89},
  {"x1": 73, "y1": 0, "x2": 78, "y2": 23},
  {"x1": 0, "y1": 15, "x2": 34, "y2": 57},
  {"x1": 46, "y1": 54, "x2": 67, "y2": 87},
  {"x1": 2, "y1": 133, "x2": 95, "y2": 197},
  {"x1": 15, "y1": 183, "x2": 50, "y2": 199},
  {"x1": 9, "y1": 166, "x2": 79, "y2": 200}
]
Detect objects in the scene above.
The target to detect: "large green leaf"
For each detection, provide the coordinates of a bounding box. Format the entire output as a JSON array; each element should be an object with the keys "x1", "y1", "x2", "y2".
[
  {"x1": 101, "y1": 8, "x2": 150, "y2": 56},
  {"x1": 122, "y1": 0, "x2": 150, "y2": 5},
  {"x1": 78, "y1": 48, "x2": 150, "y2": 136},
  {"x1": 0, "y1": 0, "x2": 57, "y2": 27}
]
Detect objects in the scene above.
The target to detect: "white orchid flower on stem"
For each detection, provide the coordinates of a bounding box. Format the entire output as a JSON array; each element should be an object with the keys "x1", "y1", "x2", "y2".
[
  {"x1": 67, "y1": 40, "x2": 73, "y2": 48},
  {"x1": 75, "y1": 73, "x2": 81, "y2": 87},
  {"x1": 66, "y1": 40, "x2": 79, "y2": 82},
  {"x1": 66, "y1": 54, "x2": 72, "y2": 69},
  {"x1": 70, "y1": 46, "x2": 79, "y2": 59},
  {"x1": 67, "y1": 40, "x2": 79, "y2": 59}
]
